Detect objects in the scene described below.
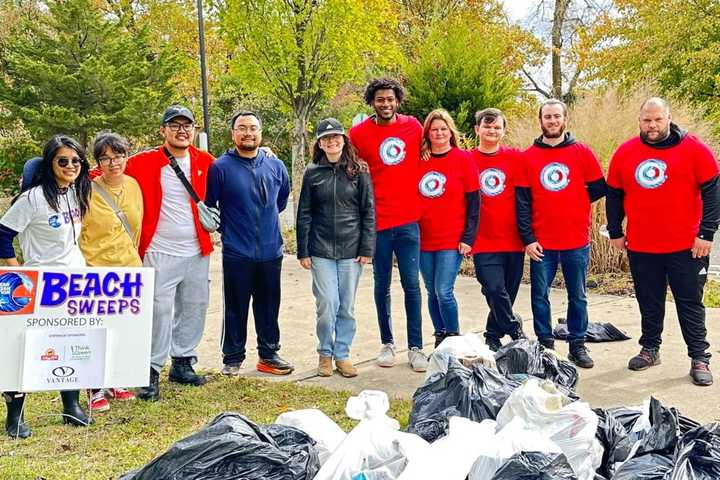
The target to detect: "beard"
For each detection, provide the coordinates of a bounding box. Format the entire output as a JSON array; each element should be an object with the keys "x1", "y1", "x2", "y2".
[
  {"x1": 640, "y1": 126, "x2": 671, "y2": 144},
  {"x1": 237, "y1": 138, "x2": 260, "y2": 151},
  {"x1": 541, "y1": 124, "x2": 565, "y2": 139}
]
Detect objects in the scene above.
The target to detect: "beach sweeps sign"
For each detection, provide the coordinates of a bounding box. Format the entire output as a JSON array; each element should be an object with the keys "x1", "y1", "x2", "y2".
[{"x1": 0, "y1": 267, "x2": 154, "y2": 391}]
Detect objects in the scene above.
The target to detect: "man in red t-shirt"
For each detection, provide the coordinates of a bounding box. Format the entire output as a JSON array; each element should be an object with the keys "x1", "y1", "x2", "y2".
[
  {"x1": 516, "y1": 99, "x2": 606, "y2": 369},
  {"x1": 470, "y1": 108, "x2": 526, "y2": 352},
  {"x1": 607, "y1": 97, "x2": 719, "y2": 386},
  {"x1": 348, "y1": 78, "x2": 427, "y2": 372}
]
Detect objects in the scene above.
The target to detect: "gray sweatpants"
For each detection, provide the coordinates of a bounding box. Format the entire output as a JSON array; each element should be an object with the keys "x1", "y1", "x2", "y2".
[{"x1": 143, "y1": 252, "x2": 210, "y2": 373}]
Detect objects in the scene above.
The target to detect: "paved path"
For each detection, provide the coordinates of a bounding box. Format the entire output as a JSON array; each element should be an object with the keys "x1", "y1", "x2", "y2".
[{"x1": 195, "y1": 253, "x2": 720, "y2": 424}]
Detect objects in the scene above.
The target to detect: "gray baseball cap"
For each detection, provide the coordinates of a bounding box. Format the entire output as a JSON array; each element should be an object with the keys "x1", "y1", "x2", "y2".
[
  {"x1": 316, "y1": 118, "x2": 344, "y2": 139},
  {"x1": 162, "y1": 105, "x2": 195, "y2": 124}
]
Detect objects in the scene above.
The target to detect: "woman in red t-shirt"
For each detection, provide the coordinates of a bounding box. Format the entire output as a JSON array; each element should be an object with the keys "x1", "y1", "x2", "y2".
[{"x1": 418, "y1": 109, "x2": 480, "y2": 347}]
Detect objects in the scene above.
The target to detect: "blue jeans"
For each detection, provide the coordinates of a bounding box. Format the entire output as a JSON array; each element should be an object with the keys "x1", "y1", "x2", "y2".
[
  {"x1": 530, "y1": 245, "x2": 590, "y2": 341},
  {"x1": 373, "y1": 222, "x2": 423, "y2": 349},
  {"x1": 420, "y1": 250, "x2": 463, "y2": 334},
  {"x1": 311, "y1": 257, "x2": 363, "y2": 360}
]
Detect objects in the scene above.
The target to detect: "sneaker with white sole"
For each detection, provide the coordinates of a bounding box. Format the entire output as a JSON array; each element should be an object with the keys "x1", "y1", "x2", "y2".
[
  {"x1": 377, "y1": 343, "x2": 396, "y2": 367},
  {"x1": 408, "y1": 347, "x2": 429, "y2": 372},
  {"x1": 108, "y1": 388, "x2": 135, "y2": 401},
  {"x1": 88, "y1": 390, "x2": 109, "y2": 413}
]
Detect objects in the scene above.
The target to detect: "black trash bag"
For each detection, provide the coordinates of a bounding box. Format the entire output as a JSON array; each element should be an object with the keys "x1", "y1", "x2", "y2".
[
  {"x1": 121, "y1": 412, "x2": 320, "y2": 480},
  {"x1": 611, "y1": 453, "x2": 674, "y2": 480},
  {"x1": 554, "y1": 321, "x2": 631, "y2": 342},
  {"x1": 606, "y1": 406, "x2": 643, "y2": 432},
  {"x1": 494, "y1": 339, "x2": 579, "y2": 396},
  {"x1": 678, "y1": 413, "x2": 702, "y2": 436},
  {"x1": 490, "y1": 451, "x2": 577, "y2": 480},
  {"x1": 407, "y1": 357, "x2": 522, "y2": 442},
  {"x1": 593, "y1": 408, "x2": 629, "y2": 478},
  {"x1": 667, "y1": 422, "x2": 720, "y2": 480}
]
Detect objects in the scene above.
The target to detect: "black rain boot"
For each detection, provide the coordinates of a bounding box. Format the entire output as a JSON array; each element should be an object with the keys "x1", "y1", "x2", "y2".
[
  {"x1": 60, "y1": 390, "x2": 92, "y2": 426},
  {"x1": 568, "y1": 339, "x2": 594, "y2": 369},
  {"x1": 169, "y1": 357, "x2": 207, "y2": 386},
  {"x1": 137, "y1": 368, "x2": 160, "y2": 402},
  {"x1": 4, "y1": 392, "x2": 31, "y2": 439}
]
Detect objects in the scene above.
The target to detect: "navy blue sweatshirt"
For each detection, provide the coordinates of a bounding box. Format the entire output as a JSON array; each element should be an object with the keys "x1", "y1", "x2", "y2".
[{"x1": 206, "y1": 148, "x2": 290, "y2": 262}]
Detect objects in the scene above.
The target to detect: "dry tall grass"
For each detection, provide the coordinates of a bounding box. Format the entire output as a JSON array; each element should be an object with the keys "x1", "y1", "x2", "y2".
[{"x1": 501, "y1": 89, "x2": 719, "y2": 274}]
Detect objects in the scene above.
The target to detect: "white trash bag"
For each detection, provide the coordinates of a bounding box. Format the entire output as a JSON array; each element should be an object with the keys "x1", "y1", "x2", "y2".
[
  {"x1": 275, "y1": 409, "x2": 346, "y2": 465},
  {"x1": 426, "y1": 333, "x2": 496, "y2": 380}
]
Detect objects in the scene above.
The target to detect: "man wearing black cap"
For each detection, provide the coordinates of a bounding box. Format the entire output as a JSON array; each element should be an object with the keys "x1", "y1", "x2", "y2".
[{"x1": 130, "y1": 105, "x2": 215, "y2": 401}]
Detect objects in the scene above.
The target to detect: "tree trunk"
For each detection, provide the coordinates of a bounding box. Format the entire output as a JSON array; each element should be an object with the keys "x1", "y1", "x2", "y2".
[
  {"x1": 290, "y1": 113, "x2": 308, "y2": 223},
  {"x1": 551, "y1": 0, "x2": 570, "y2": 99}
]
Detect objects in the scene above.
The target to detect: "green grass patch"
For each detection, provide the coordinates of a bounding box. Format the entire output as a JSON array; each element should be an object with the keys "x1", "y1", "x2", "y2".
[
  {"x1": 705, "y1": 279, "x2": 720, "y2": 308},
  {"x1": 0, "y1": 373, "x2": 411, "y2": 479}
]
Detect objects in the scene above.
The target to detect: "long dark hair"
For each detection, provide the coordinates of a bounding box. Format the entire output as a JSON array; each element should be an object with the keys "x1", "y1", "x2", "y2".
[
  {"x1": 311, "y1": 134, "x2": 367, "y2": 178},
  {"x1": 18, "y1": 135, "x2": 92, "y2": 218}
]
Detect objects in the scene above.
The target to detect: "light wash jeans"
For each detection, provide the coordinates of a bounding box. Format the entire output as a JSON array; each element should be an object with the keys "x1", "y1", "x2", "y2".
[
  {"x1": 419, "y1": 249, "x2": 463, "y2": 334},
  {"x1": 311, "y1": 257, "x2": 363, "y2": 359}
]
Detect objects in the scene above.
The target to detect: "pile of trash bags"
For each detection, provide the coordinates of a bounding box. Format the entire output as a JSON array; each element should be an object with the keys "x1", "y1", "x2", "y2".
[{"x1": 123, "y1": 334, "x2": 720, "y2": 480}]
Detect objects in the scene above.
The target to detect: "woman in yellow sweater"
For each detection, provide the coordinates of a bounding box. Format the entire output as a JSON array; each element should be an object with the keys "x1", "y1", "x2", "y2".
[{"x1": 80, "y1": 132, "x2": 143, "y2": 412}]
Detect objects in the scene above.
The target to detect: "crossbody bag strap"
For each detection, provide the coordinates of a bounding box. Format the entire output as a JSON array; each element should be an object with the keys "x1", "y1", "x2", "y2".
[
  {"x1": 91, "y1": 182, "x2": 136, "y2": 243},
  {"x1": 163, "y1": 147, "x2": 201, "y2": 203}
]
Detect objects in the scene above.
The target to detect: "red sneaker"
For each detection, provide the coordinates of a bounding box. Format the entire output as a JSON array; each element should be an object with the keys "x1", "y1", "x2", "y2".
[
  {"x1": 88, "y1": 390, "x2": 109, "y2": 412},
  {"x1": 108, "y1": 388, "x2": 136, "y2": 401}
]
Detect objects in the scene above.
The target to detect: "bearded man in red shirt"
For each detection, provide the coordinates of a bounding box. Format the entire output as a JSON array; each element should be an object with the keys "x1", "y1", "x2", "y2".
[{"x1": 606, "y1": 97, "x2": 719, "y2": 386}]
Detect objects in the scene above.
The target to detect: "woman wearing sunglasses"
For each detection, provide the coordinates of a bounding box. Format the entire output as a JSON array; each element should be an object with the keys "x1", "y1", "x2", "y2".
[
  {"x1": 79, "y1": 132, "x2": 142, "y2": 413},
  {"x1": 0, "y1": 135, "x2": 92, "y2": 438}
]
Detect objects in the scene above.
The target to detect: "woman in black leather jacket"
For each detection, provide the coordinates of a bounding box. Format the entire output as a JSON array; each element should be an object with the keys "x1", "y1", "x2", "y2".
[{"x1": 296, "y1": 118, "x2": 375, "y2": 378}]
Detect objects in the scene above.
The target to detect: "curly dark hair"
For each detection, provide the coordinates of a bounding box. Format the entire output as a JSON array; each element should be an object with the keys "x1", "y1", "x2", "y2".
[{"x1": 363, "y1": 78, "x2": 405, "y2": 105}]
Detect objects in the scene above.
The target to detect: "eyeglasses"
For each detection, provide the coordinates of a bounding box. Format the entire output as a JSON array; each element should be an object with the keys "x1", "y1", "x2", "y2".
[
  {"x1": 97, "y1": 154, "x2": 127, "y2": 165},
  {"x1": 233, "y1": 126, "x2": 261, "y2": 134},
  {"x1": 165, "y1": 122, "x2": 195, "y2": 132},
  {"x1": 55, "y1": 156, "x2": 82, "y2": 167}
]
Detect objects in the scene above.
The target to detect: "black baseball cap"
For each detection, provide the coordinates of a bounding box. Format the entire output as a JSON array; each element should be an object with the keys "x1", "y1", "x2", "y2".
[
  {"x1": 162, "y1": 105, "x2": 195, "y2": 124},
  {"x1": 316, "y1": 118, "x2": 344, "y2": 139}
]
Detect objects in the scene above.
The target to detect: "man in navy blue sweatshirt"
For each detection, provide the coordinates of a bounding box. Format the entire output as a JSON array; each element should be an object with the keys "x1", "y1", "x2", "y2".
[{"x1": 206, "y1": 111, "x2": 294, "y2": 376}]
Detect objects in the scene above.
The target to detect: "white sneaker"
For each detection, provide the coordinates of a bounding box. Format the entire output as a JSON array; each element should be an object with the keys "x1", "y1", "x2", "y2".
[
  {"x1": 408, "y1": 347, "x2": 429, "y2": 372},
  {"x1": 377, "y1": 343, "x2": 396, "y2": 367}
]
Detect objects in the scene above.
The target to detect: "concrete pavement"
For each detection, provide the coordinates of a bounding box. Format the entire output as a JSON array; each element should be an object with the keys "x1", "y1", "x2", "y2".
[{"x1": 195, "y1": 253, "x2": 720, "y2": 424}]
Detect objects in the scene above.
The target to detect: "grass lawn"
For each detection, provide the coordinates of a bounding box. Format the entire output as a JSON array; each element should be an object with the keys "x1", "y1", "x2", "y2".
[{"x1": 0, "y1": 373, "x2": 412, "y2": 479}]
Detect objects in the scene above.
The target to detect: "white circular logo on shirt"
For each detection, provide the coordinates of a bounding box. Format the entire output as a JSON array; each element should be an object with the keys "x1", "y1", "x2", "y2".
[
  {"x1": 48, "y1": 215, "x2": 61, "y2": 229},
  {"x1": 419, "y1": 171, "x2": 446, "y2": 198},
  {"x1": 479, "y1": 168, "x2": 506, "y2": 197},
  {"x1": 540, "y1": 162, "x2": 570, "y2": 191},
  {"x1": 379, "y1": 137, "x2": 406, "y2": 165},
  {"x1": 635, "y1": 159, "x2": 667, "y2": 189}
]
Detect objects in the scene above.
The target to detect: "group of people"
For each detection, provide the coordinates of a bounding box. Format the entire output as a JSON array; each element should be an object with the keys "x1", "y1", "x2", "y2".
[{"x1": 2, "y1": 77, "x2": 717, "y2": 440}]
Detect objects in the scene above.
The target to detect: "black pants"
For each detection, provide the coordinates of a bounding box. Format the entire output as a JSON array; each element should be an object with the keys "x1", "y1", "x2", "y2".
[
  {"x1": 473, "y1": 252, "x2": 525, "y2": 340},
  {"x1": 627, "y1": 249, "x2": 710, "y2": 360},
  {"x1": 222, "y1": 256, "x2": 282, "y2": 364}
]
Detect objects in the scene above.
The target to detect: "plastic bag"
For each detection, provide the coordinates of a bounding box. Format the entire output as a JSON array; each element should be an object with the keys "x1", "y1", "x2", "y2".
[
  {"x1": 611, "y1": 453, "x2": 673, "y2": 480},
  {"x1": 553, "y1": 321, "x2": 630, "y2": 342},
  {"x1": 121, "y1": 412, "x2": 320, "y2": 480},
  {"x1": 593, "y1": 408, "x2": 630, "y2": 477},
  {"x1": 345, "y1": 390, "x2": 399, "y2": 429},
  {"x1": 495, "y1": 379, "x2": 602, "y2": 480},
  {"x1": 425, "y1": 333, "x2": 496, "y2": 380},
  {"x1": 490, "y1": 451, "x2": 577, "y2": 480},
  {"x1": 667, "y1": 422, "x2": 720, "y2": 480},
  {"x1": 407, "y1": 358, "x2": 522, "y2": 442},
  {"x1": 494, "y1": 339, "x2": 579, "y2": 396},
  {"x1": 275, "y1": 409, "x2": 346, "y2": 465}
]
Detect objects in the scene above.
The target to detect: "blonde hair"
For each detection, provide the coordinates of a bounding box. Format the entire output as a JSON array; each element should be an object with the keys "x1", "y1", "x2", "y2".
[{"x1": 421, "y1": 109, "x2": 462, "y2": 159}]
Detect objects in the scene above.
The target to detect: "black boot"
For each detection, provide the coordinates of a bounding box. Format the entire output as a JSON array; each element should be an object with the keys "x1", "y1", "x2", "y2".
[
  {"x1": 4, "y1": 392, "x2": 31, "y2": 439},
  {"x1": 169, "y1": 357, "x2": 207, "y2": 386},
  {"x1": 60, "y1": 390, "x2": 92, "y2": 426},
  {"x1": 568, "y1": 339, "x2": 594, "y2": 369},
  {"x1": 484, "y1": 335, "x2": 502, "y2": 352},
  {"x1": 433, "y1": 331, "x2": 447, "y2": 349},
  {"x1": 137, "y1": 368, "x2": 160, "y2": 401}
]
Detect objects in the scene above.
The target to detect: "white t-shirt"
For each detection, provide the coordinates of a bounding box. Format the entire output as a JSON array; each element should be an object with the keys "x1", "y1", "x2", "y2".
[
  {"x1": 1, "y1": 186, "x2": 86, "y2": 267},
  {"x1": 146, "y1": 155, "x2": 201, "y2": 257}
]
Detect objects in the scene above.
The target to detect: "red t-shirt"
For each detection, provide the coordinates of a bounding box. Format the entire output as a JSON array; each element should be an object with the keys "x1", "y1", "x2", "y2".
[
  {"x1": 349, "y1": 114, "x2": 422, "y2": 231},
  {"x1": 518, "y1": 141, "x2": 604, "y2": 250},
  {"x1": 471, "y1": 146, "x2": 525, "y2": 253},
  {"x1": 607, "y1": 134, "x2": 719, "y2": 253},
  {"x1": 418, "y1": 147, "x2": 479, "y2": 251}
]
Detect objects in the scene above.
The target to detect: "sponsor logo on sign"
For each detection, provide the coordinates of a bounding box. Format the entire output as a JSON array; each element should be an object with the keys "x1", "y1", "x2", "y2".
[
  {"x1": 69, "y1": 344, "x2": 91, "y2": 361},
  {"x1": 419, "y1": 171, "x2": 447, "y2": 198},
  {"x1": 47, "y1": 365, "x2": 78, "y2": 385},
  {"x1": 540, "y1": 162, "x2": 571, "y2": 192},
  {"x1": 635, "y1": 159, "x2": 667, "y2": 189},
  {"x1": 41, "y1": 348, "x2": 59, "y2": 361},
  {"x1": 479, "y1": 168, "x2": 506, "y2": 196},
  {"x1": 52, "y1": 366, "x2": 75, "y2": 378},
  {"x1": 0, "y1": 270, "x2": 38, "y2": 315},
  {"x1": 379, "y1": 137, "x2": 406, "y2": 165}
]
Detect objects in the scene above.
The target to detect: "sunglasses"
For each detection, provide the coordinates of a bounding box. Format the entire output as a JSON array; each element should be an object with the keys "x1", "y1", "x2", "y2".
[{"x1": 55, "y1": 156, "x2": 82, "y2": 168}]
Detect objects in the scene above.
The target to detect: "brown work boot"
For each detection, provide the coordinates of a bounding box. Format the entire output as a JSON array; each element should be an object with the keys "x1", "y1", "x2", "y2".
[
  {"x1": 690, "y1": 359, "x2": 713, "y2": 386},
  {"x1": 628, "y1": 347, "x2": 661, "y2": 371},
  {"x1": 335, "y1": 359, "x2": 358, "y2": 378},
  {"x1": 317, "y1": 356, "x2": 333, "y2": 377}
]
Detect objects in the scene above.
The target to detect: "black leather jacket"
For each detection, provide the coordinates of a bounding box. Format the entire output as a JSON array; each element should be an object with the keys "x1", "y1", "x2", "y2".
[{"x1": 296, "y1": 162, "x2": 375, "y2": 260}]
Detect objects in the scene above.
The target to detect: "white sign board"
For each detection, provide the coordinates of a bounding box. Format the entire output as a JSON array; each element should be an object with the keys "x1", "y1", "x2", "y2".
[{"x1": 0, "y1": 267, "x2": 154, "y2": 392}]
